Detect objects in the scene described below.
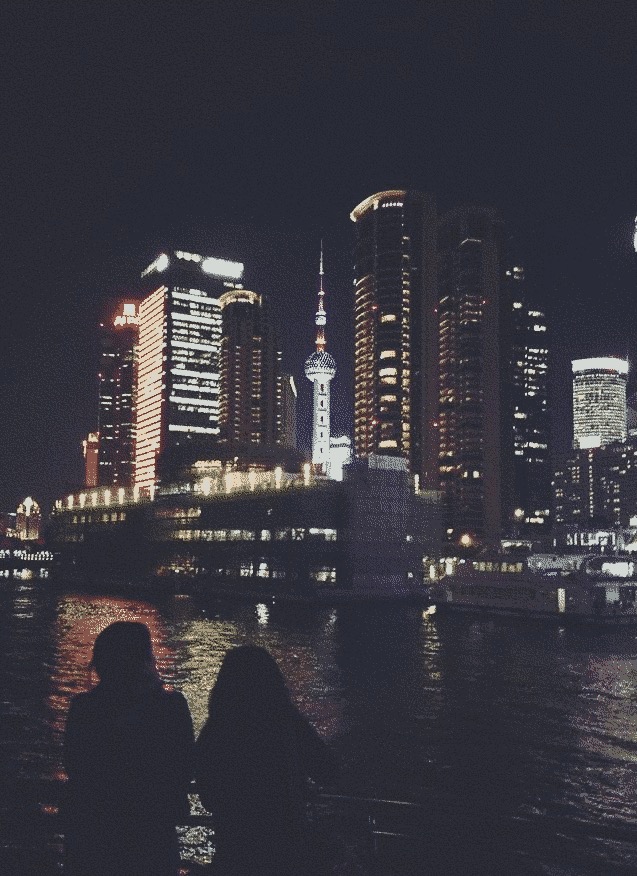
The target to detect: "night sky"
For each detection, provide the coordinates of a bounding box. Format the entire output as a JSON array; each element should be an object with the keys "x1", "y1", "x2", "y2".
[{"x1": 2, "y1": 0, "x2": 637, "y2": 514}]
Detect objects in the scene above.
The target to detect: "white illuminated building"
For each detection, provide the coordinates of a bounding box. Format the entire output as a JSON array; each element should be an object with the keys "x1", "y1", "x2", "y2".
[
  {"x1": 572, "y1": 357, "x2": 628, "y2": 449},
  {"x1": 135, "y1": 250, "x2": 243, "y2": 493},
  {"x1": 304, "y1": 245, "x2": 336, "y2": 471}
]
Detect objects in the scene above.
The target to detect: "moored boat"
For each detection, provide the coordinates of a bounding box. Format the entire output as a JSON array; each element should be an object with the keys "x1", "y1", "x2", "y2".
[{"x1": 430, "y1": 554, "x2": 637, "y2": 623}]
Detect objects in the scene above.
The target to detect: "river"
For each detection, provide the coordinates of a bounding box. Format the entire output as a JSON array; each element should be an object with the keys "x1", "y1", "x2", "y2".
[{"x1": 3, "y1": 573, "x2": 637, "y2": 874}]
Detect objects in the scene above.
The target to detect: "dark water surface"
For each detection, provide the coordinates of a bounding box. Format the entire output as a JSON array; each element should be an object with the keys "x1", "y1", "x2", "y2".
[{"x1": 3, "y1": 575, "x2": 637, "y2": 874}]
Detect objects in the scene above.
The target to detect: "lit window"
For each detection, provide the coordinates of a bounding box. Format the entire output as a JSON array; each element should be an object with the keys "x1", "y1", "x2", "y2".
[
  {"x1": 379, "y1": 367, "x2": 398, "y2": 377},
  {"x1": 380, "y1": 350, "x2": 397, "y2": 359},
  {"x1": 381, "y1": 313, "x2": 397, "y2": 323}
]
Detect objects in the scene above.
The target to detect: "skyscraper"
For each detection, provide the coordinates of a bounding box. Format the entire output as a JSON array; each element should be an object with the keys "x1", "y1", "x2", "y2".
[
  {"x1": 436, "y1": 208, "x2": 553, "y2": 543},
  {"x1": 134, "y1": 250, "x2": 243, "y2": 493},
  {"x1": 304, "y1": 245, "x2": 336, "y2": 470},
  {"x1": 505, "y1": 266, "x2": 551, "y2": 528},
  {"x1": 97, "y1": 300, "x2": 139, "y2": 487},
  {"x1": 572, "y1": 357, "x2": 628, "y2": 449},
  {"x1": 350, "y1": 190, "x2": 438, "y2": 479},
  {"x1": 218, "y1": 289, "x2": 280, "y2": 447}
]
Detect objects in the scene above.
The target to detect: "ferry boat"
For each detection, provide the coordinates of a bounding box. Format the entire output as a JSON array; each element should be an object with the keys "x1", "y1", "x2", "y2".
[{"x1": 430, "y1": 554, "x2": 637, "y2": 623}]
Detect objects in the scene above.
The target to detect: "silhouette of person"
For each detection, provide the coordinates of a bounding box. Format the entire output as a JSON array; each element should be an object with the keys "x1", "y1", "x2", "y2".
[
  {"x1": 63, "y1": 621, "x2": 194, "y2": 876},
  {"x1": 195, "y1": 645, "x2": 336, "y2": 876}
]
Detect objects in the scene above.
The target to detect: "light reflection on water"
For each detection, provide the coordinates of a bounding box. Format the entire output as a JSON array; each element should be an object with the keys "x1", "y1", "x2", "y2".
[{"x1": 5, "y1": 581, "x2": 637, "y2": 873}]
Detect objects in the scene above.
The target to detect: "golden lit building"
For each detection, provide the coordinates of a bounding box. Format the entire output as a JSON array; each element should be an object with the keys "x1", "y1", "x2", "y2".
[{"x1": 350, "y1": 191, "x2": 438, "y2": 480}]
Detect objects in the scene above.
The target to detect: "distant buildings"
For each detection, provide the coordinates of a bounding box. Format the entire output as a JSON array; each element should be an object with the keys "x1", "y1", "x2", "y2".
[
  {"x1": 134, "y1": 250, "x2": 242, "y2": 493},
  {"x1": 16, "y1": 497, "x2": 41, "y2": 541},
  {"x1": 553, "y1": 357, "x2": 632, "y2": 531},
  {"x1": 553, "y1": 440, "x2": 637, "y2": 529},
  {"x1": 571, "y1": 357, "x2": 628, "y2": 449},
  {"x1": 98, "y1": 300, "x2": 139, "y2": 486}
]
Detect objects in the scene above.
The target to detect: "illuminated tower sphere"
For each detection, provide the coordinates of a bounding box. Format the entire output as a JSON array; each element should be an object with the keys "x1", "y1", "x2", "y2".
[
  {"x1": 304, "y1": 245, "x2": 336, "y2": 469},
  {"x1": 572, "y1": 357, "x2": 628, "y2": 449}
]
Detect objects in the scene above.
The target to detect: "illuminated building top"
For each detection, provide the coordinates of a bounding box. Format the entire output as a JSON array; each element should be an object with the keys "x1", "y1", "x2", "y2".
[
  {"x1": 141, "y1": 251, "x2": 244, "y2": 281},
  {"x1": 350, "y1": 190, "x2": 408, "y2": 222},
  {"x1": 572, "y1": 357, "x2": 628, "y2": 449},
  {"x1": 572, "y1": 357, "x2": 629, "y2": 375}
]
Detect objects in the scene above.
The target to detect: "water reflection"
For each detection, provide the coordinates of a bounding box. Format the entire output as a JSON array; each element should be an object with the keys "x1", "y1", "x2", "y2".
[{"x1": 6, "y1": 585, "x2": 637, "y2": 873}]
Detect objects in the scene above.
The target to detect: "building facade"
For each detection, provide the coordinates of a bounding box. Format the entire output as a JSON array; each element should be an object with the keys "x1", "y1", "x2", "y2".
[
  {"x1": 572, "y1": 357, "x2": 628, "y2": 449},
  {"x1": 134, "y1": 250, "x2": 243, "y2": 493},
  {"x1": 553, "y1": 439, "x2": 637, "y2": 529},
  {"x1": 350, "y1": 191, "x2": 438, "y2": 480},
  {"x1": 218, "y1": 289, "x2": 280, "y2": 447},
  {"x1": 504, "y1": 266, "x2": 551, "y2": 529},
  {"x1": 437, "y1": 206, "x2": 507, "y2": 544},
  {"x1": 97, "y1": 300, "x2": 139, "y2": 487}
]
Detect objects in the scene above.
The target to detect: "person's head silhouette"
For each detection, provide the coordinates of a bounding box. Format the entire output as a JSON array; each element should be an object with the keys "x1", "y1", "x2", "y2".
[
  {"x1": 91, "y1": 621, "x2": 158, "y2": 686},
  {"x1": 208, "y1": 645, "x2": 291, "y2": 721}
]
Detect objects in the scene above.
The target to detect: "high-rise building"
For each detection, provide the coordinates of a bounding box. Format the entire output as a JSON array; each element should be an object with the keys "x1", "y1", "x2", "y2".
[
  {"x1": 98, "y1": 300, "x2": 139, "y2": 487},
  {"x1": 83, "y1": 431, "x2": 100, "y2": 487},
  {"x1": 505, "y1": 266, "x2": 551, "y2": 528},
  {"x1": 437, "y1": 206, "x2": 508, "y2": 543},
  {"x1": 134, "y1": 250, "x2": 243, "y2": 493},
  {"x1": 277, "y1": 373, "x2": 298, "y2": 449},
  {"x1": 572, "y1": 357, "x2": 628, "y2": 449},
  {"x1": 350, "y1": 190, "x2": 438, "y2": 479},
  {"x1": 218, "y1": 289, "x2": 280, "y2": 447},
  {"x1": 304, "y1": 245, "x2": 336, "y2": 470},
  {"x1": 436, "y1": 210, "x2": 551, "y2": 542}
]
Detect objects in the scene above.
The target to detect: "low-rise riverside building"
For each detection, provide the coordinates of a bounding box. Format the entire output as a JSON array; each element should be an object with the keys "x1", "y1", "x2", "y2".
[{"x1": 48, "y1": 455, "x2": 442, "y2": 601}]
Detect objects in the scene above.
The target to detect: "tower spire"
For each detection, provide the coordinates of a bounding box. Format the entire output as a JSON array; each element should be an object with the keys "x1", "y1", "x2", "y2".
[
  {"x1": 305, "y1": 240, "x2": 337, "y2": 469},
  {"x1": 315, "y1": 239, "x2": 326, "y2": 352}
]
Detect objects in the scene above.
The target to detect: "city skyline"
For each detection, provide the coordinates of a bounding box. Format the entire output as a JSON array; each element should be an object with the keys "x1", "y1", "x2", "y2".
[{"x1": 3, "y1": 2, "x2": 637, "y2": 511}]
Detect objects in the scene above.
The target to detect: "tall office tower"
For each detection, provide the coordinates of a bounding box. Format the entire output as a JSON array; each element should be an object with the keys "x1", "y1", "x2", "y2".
[
  {"x1": 97, "y1": 300, "x2": 139, "y2": 487},
  {"x1": 134, "y1": 250, "x2": 243, "y2": 493},
  {"x1": 82, "y1": 432, "x2": 100, "y2": 487},
  {"x1": 350, "y1": 191, "x2": 438, "y2": 478},
  {"x1": 218, "y1": 289, "x2": 280, "y2": 446},
  {"x1": 277, "y1": 373, "x2": 298, "y2": 449},
  {"x1": 437, "y1": 206, "x2": 508, "y2": 545},
  {"x1": 572, "y1": 357, "x2": 628, "y2": 449},
  {"x1": 304, "y1": 245, "x2": 336, "y2": 470},
  {"x1": 505, "y1": 266, "x2": 551, "y2": 528}
]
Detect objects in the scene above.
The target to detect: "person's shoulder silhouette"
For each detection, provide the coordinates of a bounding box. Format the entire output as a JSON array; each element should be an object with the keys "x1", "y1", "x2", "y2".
[
  {"x1": 195, "y1": 644, "x2": 336, "y2": 876},
  {"x1": 64, "y1": 621, "x2": 194, "y2": 876}
]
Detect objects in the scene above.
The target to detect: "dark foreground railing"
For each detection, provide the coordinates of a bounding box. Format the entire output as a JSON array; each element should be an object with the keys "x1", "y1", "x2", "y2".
[{"x1": 1, "y1": 787, "x2": 424, "y2": 876}]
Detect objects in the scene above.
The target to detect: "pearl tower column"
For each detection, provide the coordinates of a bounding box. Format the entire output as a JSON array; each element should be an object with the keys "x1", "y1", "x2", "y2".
[{"x1": 304, "y1": 244, "x2": 336, "y2": 470}]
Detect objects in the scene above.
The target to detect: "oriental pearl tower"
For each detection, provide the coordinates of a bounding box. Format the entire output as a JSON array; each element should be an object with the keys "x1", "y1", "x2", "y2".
[{"x1": 305, "y1": 243, "x2": 336, "y2": 471}]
